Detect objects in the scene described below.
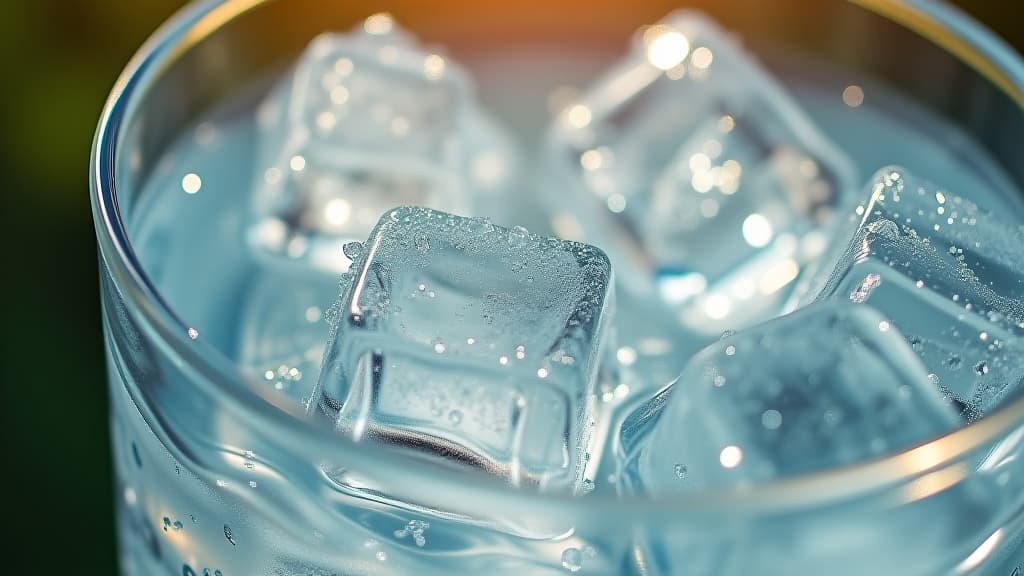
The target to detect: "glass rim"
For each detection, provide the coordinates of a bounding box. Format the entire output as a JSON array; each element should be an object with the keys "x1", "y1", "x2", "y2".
[{"x1": 90, "y1": 0, "x2": 1024, "y2": 519}]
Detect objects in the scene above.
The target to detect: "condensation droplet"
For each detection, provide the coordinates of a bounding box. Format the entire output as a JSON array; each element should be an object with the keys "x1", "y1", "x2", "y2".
[
  {"x1": 673, "y1": 464, "x2": 688, "y2": 480},
  {"x1": 761, "y1": 409, "x2": 783, "y2": 430},
  {"x1": 343, "y1": 241, "x2": 364, "y2": 260},
  {"x1": 909, "y1": 336, "x2": 923, "y2": 352},
  {"x1": 224, "y1": 524, "x2": 236, "y2": 546},
  {"x1": 561, "y1": 547, "x2": 583, "y2": 572}
]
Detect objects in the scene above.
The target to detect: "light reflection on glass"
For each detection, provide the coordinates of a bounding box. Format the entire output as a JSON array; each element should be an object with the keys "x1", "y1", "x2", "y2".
[
  {"x1": 181, "y1": 172, "x2": 202, "y2": 194},
  {"x1": 703, "y1": 294, "x2": 732, "y2": 320},
  {"x1": 742, "y1": 213, "x2": 774, "y2": 247},
  {"x1": 657, "y1": 270, "x2": 707, "y2": 304},
  {"x1": 691, "y1": 46, "x2": 714, "y2": 70},
  {"x1": 842, "y1": 84, "x2": 865, "y2": 107},
  {"x1": 363, "y1": 13, "x2": 394, "y2": 36},
  {"x1": 423, "y1": 54, "x2": 446, "y2": 80},
  {"x1": 644, "y1": 26, "x2": 690, "y2": 71},
  {"x1": 565, "y1": 104, "x2": 593, "y2": 128},
  {"x1": 719, "y1": 445, "x2": 743, "y2": 468}
]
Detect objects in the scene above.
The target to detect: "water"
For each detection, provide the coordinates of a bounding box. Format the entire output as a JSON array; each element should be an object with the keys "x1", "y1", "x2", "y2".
[{"x1": 116, "y1": 12, "x2": 1024, "y2": 575}]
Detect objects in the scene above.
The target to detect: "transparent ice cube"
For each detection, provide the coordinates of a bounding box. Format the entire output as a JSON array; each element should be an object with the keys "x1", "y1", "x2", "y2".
[
  {"x1": 235, "y1": 273, "x2": 337, "y2": 406},
  {"x1": 802, "y1": 167, "x2": 1024, "y2": 416},
  {"x1": 248, "y1": 20, "x2": 512, "y2": 275},
  {"x1": 544, "y1": 10, "x2": 856, "y2": 334},
  {"x1": 312, "y1": 206, "x2": 614, "y2": 493},
  {"x1": 619, "y1": 301, "x2": 959, "y2": 494}
]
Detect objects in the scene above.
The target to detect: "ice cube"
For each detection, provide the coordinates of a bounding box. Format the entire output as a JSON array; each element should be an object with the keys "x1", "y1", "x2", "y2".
[
  {"x1": 235, "y1": 274, "x2": 336, "y2": 405},
  {"x1": 544, "y1": 10, "x2": 856, "y2": 334},
  {"x1": 248, "y1": 20, "x2": 512, "y2": 275},
  {"x1": 802, "y1": 167, "x2": 1024, "y2": 416},
  {"x1": 312, "y1": 206, "x2": 614, "y2": 492},
  {"x1": 619, "y1": 301, "x2": 959, "y2": 494}
]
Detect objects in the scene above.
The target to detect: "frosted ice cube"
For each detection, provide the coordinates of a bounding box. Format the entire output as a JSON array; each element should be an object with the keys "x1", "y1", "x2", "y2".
[
  {"x1": 249, "y1": 20, "x2": 513, "y2": 275},
  {"x1": 313, "y1": 206, "x2": 614, "y2": 492},
  {"x1": 619, "y1": 301, "x2": 959, "y2": 493},
  {"x1": 544, "y1": 10, "x2": 856, "y2": 335},
  {"x1": 804, "y1": 167, "x2": 1024, "y2": 416}
]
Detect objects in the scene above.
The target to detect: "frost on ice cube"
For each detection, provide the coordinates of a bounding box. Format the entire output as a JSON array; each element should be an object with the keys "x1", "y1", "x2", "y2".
[
  {"x1": 618, "y1": 297, "x2": 991, "y2": 575},
  {"x1": 313, "y1": 207, "x2": 614, "y2": 493},
  {"x1": 544, "y1": 10, "x2": 856, "y2": 334},
  {"x1": 248, "y1": 17, "x2": 512, "y2": 274},
  {"x1": 619, "y1": 301, "x2": 959, "y2": 494},
  {"x1": 805, "y1": 167, "x2": 1024, "y2": 416}
]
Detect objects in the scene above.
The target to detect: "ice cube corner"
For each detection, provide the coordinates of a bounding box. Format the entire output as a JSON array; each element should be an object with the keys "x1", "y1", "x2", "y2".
[
  {"x1": 544, "y1": 9, "x2": 857, "y2": 335},
  {"x1": 248, "y1": 27, "x2": 478, "y2": 274},
  {"x1": 803, "y1": 166, "x2": 1024, "y2": 417}
]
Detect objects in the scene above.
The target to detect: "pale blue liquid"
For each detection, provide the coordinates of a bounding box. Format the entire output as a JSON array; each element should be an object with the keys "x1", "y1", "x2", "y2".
[{"x1": 115, "y1": 48, "x2": 1024, "y2": 574}]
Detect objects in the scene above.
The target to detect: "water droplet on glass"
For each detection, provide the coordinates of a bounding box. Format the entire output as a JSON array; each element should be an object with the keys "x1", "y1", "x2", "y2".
[
  {"x1": 761, "y1": 409, "x2": 783, "y2": 430},
  {"x1": 561, "y1": 547, "x2": 583, "y2": 572},
  {"x1": 394, "y1": 520, "x2": 429, "y2": 547},
  {"x1": 448, "y1": 410, "x2": 463, "y2": 425},
  {"x1": 909, "y1": 336, "x2": 923, "y2": 352},
  {"x1": 975, "y1": 361, "x2": 989, "y2": 375},
  {"x1": 342, "y1": 241, "x2": 364, "y2": 260},
  {"x1": 673, "y1": 464, "x2": 688, "y2": 480},
  {"x1": 224, "y1": 524, "x2": 236, "y2": 546},
  {"x1": 580, "y1": 479, "x2": 596, "y2": 494}
]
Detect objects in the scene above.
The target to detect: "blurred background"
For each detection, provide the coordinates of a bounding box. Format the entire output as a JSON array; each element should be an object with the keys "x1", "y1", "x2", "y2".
[{"x1": 0, "y1": 0, "x2": 1020, "y2": 571}]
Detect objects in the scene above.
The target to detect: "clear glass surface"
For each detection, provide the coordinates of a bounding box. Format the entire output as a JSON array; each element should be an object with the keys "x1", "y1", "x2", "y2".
[{"x1": 92, "y1": 0, "x2": 1024, "y2": 573}]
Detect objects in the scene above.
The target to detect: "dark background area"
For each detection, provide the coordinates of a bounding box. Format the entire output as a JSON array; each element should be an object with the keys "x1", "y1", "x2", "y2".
[{"x1": 0, "y1": 1, "x2": 1020, "y2": 572}]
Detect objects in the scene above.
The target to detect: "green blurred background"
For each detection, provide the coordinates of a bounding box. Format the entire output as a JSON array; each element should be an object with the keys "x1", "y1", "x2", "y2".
[{"x1": 0, "y1": 0, "x2": 1020, "y2": 572}]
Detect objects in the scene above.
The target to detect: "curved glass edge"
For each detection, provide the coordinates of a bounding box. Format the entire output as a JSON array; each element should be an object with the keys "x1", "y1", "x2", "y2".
[
  {"x1": 853, "y1": 0, "x2": 1024, "y2": 106},
  {"x1": 90, "y1": 0, "x2": 1024, "y2": 517}
]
